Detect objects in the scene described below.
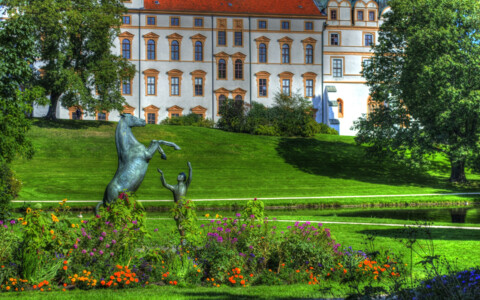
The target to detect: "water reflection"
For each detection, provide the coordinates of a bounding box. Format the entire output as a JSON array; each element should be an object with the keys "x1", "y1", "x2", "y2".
[{"x1": 268, "y1": 206, "x2": 480, "y2": 224}]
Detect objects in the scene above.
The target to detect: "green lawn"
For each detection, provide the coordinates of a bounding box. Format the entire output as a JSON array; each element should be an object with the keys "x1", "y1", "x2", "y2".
[{"x1": 10, "y1": 119, "x2": 480, "y2": 209}]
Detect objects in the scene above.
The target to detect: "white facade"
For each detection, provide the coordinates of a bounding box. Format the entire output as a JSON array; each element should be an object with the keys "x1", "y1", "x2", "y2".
[{"x1": 32, "y1": 0, "x2": 391, "y2": 136}]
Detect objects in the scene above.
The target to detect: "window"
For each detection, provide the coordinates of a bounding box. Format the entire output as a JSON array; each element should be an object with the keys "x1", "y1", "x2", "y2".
[
  {"x1": 365, "y1": 34, "x2": 373, "y2": 46},
  {"x1": 337, "y1": 99, "x2": 344, "y2": 118},
  {"x1": 330, "y1": 33, "x2": 339, "y2": 45},
  {"x1": 194, "y1": 18, "x2": 203, "y2": 27},
  {"x1": 195, "y1": 41, "x2": 203, "y2": 61},
  {"x1": 234, "y1": 32, "x2": 243, "y2": 46},
  {"x1": 357, "y1": 11, "x2": 364, "y2": 21},
  {"x1": 171, "y1": 40, "x2": 179, "y2": 60},
  {"x1": 122, "y1": 39, "x2": 131, "y2": 59},
  {"x1": 171, "y1": 17, "x2": 179, "y2": 26},
  {"x1": 305, "y1": 44, "x2": 313, "y2": 64},
  {"x1": 147, "y1": 40, "x2": 155, "y2": 60},
  {"x1": 259, "y1": 43, "x2": 267, "y2": 63},
  {"x1": 122, "y1": 16, "x2": 130, "y2": 25},
  {"x1": 234, "y1": 95, "x2": 243, "y2": 107},
  {"x1": 218, "y1": 31, "x2": 226, "y2": 46},
  {"x1": 363, "y1": 59, "x2": 372, "y2": 69},
  {"x1": 282, "y1": 79, "x2": 290, "y2": 95},
  {"x1": 219, "y1": 95, "x2": 227, "y2": 110},
  {"x1": 147, "y1": 77, "x2": 156, "y2": 95},
  {"x1": 306, "y1": 79, "x2": 313, "y2": 97},
  {"x1": 333, "y1": 59, "x2": 343, "y2": 77},
  {"x1": 330, "y1": 9, "x2": 337, "y2": 20},
  {"x1": 281, "y1": 21, "x2": 290, "y2": 30},
  {"x1": 147, "y1": 113, "x2": 156, "y2": 124},
  {"x1": 234, "y1": 59, "x2": 243, "y2": 79},
  {"x1": 305, "y1": 21, "x2": 313, "y2": 30},
  {"x1": 218, "y1": 59, "x2": 226, "y2": 79},
  {"x1": 258, "y1": 20, "x2": 267, "y2": 29},
  {"x1": 369, "y1": 11, "x2": 376, "y2": 21},
  {"x1": 282, "y1": 44, "x2": 290, "y2": 64},
  {"x1": 122, "y1": 80, "x2": 131, "y2": 95},
  {"x1": 72, "y1": 108, "x2": 82, "y2": 120},
  {"x1": 147, "y1": 17, "x2": 156, "y2": 25},
  {"x1": 97, "y1": 112, "x2": 107, "y2": 121},
  {"x1": 194, "y1": 78, "x2": 203, "y2": 96},
  {"x1": 171, "y1": 77, "x2": 179, "y2": 95},
  {"x1": 259, "y1": 79, "x2": 267, "y2": 97}
]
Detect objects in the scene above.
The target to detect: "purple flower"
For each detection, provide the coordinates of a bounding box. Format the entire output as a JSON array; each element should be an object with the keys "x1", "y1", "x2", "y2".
[
  {"x1": 106, "y1": 244, "x2": 110, "y2": 248},
  {"x1": 76, "y1": 238, "x2": 81, "y2": 242},
  {"x1": 89, "y1": 252, "x2": 94, "y2": 256},
  {"x1": 82, "y1": 249, "x2": 87, "y2": 254},
  {"x1": 132, "y1": 220, "x2": 138, "y2": 225},
  {"x1": 318, "y1": 223, "x2": 323, "y2": 228},
  {"x1": 216, "y1": 236, "x2": 223, "y2": 243},
  {"x1": 110, "y1": 252, "x2": 114, "y2": 256},
  {"x1": 295, "y1": 221, "x2": 299, "y2": 227},
  {"x1": 105, "y1": 221, "x2": 110, "y2": 225},
  {"x1": 74, "y1": 244, "x2": 78, "y2": 249},
  {"x1": 239, "y1": 252, "x2": 245, "y2": 256},
  {"x1": 223, "y1": 217, "x2": 228, "y2": 221},
  {"x1": 154, "y1": 228, "x2": 159, "y2": 232},
  {"x1": 272, "y1": 226, "x2": 277, "y2": 229},
  {"x1": 93, "y1": 248, "x2": 96, "y2": 252},
  {"x1": 95, "y1": 215, "x2": 101, "y2": 218},
  {"x1": 217, "y1": 227, "x2": 223, "y2": 231},
  {"x1": 223, "y1": 223, "x2": 228, "y2": 226},
  {"x1": 216, "y1": 220, "x2": 222, "y2": 224},
  {"x1": 249, "y1": 245, "x2": 253, "y2": 249},
  {"x1": 87, "y1": 235, "x2": 91, "y2": 240},
  {"x1": 112, "y1": 240, "x2": 117, "y2": 244},
  {"x1": 225, "y1": 228, "x2": 231, "y2": 233},
  {"x1": 0, "y1": 220, "x2": 3, "y2": 225},
  {"x1": 232, "y1": 238, "x2": 238, "y2": 243},
  {"x1": 10, "y1": 220, "x2": 15, "y2": 225},
  {"x1": 210, "y1": 220, "x2": 214, "y2": 223},
  {"x1": 236, "y1": 213, "x2": 241, "y2": 217},
  {"x1": 305, "y1": 221, "x2": 311, "y2": 226},
  {"x1": 250, "y1": 214, "x2": 255, "y2": 219},
  {"x1": 101, "y1": 232, "x2": 107, "y2": 237},
  {"x1": 99, "y1": 250, "x2": 104, "y2": 255},
  {"x1": 200, "y1": 224, "x2": 205, "y2": 228},
  {"x1": 3, "y1": 225, "x2": 6, "y2": 229},
  {"x1": 287, "y1": 226, "x2": 291, "y2": 229},
  {"x1": 250, "y1": 253, "x2": 255, "y2": 257},
  {"x1": 113, "y1": 229, "x2": 118, "y2": 234},
  {"x1": 99, "y1": 237, "x2": 104, "y2": 241}
]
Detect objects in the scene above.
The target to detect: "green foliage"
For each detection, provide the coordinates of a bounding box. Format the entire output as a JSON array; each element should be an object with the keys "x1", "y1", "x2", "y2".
[
  {"x1": 3, "y1": 0, "x2": 136, "y2": 119},
  {"x1": 171, "y1": 198, "x2": 201, "y2": 247},
  {"x1": 242, "y1": 198, "x2": 264, "y2": 222},
  {"x1": 0, "y1": 163, "x2": 21, "y2": 219},
  {"x1": 160, "y1": 113, "x2": 214, "y2": 128},
  {"x1": 217, "y1": 93, "x2": 333, "y2": 137},
  {"x1": 354, "y1": 0, "x2": 480, "y2": 182}
]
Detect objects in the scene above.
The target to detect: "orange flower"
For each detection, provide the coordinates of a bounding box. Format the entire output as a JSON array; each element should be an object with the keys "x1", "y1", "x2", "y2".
[
  {"x1": 125, "y1": 280, "x2": 130, "y2": 285},
  {"x1": 173, "y1": 281, "x2": 177, "y2": 285},
  {"x1": 63, "y1": 283, "x2": 67, "y2": 287},
  {"x1": 63, "y1": 260, "x2": 68, "y2": 264},
  {"x1": 296, "y1": 270, "x2": 300, "y2": 273},
  {"x1": 240, "y1": 280, "x2": 245, "y2": 285},
  {"x1": 6, "y1": 286, "x2": 10, "y2": 291},
  {"x1": 101, "y1": 281, "x2": 105, "y2": 286},
  {"x1": 343, "y1": 269, "x2": 347, "y2": 274},
  {"x1": 63, "y1": 266, "x2": 68, "y2": 271},
  {"x1": 62, "y1": 288, "x2": 66, "y2": 292}
]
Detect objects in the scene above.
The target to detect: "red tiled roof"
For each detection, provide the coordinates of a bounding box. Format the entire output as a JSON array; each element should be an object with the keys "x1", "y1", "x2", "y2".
[{"x1": 144, "y1": 0, "x2": 322, "y2": 16}]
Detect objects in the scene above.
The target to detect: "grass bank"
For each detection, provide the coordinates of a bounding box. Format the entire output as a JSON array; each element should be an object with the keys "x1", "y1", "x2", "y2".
[{"x1": 10, "y1": 119, "x2": 480, "y2": 208}]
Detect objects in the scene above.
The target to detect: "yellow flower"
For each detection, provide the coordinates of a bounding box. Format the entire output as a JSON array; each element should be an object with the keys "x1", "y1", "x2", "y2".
[
  {"x1": 71, "y1": 224, "x2": 75, "y2": 228},
  {"x1": 215, "y1": 214, "x2": 220, "y2": 219},
  {"x1": 22, "y1": 221, "x2": 27, "y2": 226},
  {"x1": 51, "y1": 214, "x2": 59, "y2": 223},
  {"x1": 26, "y1": 208, "x2": 31, "y2": 214},
  {"x1": 50, "y1": 230, "x2": 54, "y2": 235},
  {"x1": 205, "y1": 214, "x2": 210, "y2": 218},
  {"x1": 17, "y1": 217, "x2": 23, "y2": 221}
]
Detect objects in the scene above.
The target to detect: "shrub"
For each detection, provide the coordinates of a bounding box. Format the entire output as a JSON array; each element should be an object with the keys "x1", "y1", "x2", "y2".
[
  {"x1": 0, "y1": 162, "x2": 22, "y2": 219},
  {"x1": 160, "y1": 113, "x2": 214, "y2": 128},
  {"x1": 217, "y1": 93, "x2": 338, "y2": 137}
]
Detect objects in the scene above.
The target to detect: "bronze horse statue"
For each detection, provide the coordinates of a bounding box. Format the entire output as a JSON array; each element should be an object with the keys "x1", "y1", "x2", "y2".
[{"x1": 96, "y1": 113, "x2": 180, "y2": 214}]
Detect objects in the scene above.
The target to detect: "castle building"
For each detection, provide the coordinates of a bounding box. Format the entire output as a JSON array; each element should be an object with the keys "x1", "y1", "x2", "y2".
[{"x1": 32, "y1": 0, "x2": 391, "y2": 135}]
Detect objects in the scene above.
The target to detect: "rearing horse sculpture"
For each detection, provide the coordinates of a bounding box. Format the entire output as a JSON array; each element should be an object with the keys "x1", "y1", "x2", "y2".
[{"x1": 96, "y1": 113, "x2": 180, "y2": 214}]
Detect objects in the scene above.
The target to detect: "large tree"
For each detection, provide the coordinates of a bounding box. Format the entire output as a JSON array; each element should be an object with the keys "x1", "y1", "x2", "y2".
[
  {"x1": 3, "y1": 0, "x2": 136, "y2": 119},
  {"x1": 0, "y1": 10, "x2": 46, "y2": 163},
  {"x1": 354, "y1": 0, "x2": 480, "y2": 183}
]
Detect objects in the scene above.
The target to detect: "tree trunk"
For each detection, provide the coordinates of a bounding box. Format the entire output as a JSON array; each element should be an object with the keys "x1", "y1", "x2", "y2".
[
  {"x1": 46, "y1": 93, "x2": 60, "y2": 120},
  {"x1": 449, "y1": 159, "x2": 467, "y2": 183}
]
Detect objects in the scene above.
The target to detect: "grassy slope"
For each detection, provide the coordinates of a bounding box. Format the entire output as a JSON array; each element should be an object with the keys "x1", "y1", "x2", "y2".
[{"x1": 10, "y1": 119, "x2": 480, "y2": 207}]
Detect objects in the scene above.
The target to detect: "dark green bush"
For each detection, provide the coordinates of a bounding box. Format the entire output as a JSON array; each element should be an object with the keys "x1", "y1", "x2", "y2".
[
  {"x1": 217, "y1": 93, "x2": 338, "y2": 137},
  {"x1": 161, "y1": 113, "x2": 214, "y2": 128},
  {"x1": 0, "y1": 162, "x2": 21, "y2": 218}
]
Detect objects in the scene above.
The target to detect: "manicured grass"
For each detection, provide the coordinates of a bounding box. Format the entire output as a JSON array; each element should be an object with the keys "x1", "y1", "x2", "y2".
[{"x1": 10, "y1": 119, "x2": 480, "y2": 209}]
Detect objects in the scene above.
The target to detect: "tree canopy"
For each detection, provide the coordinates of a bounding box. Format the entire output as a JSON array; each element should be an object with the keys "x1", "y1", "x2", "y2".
[
  {"x1": 3, "y1": 0, "x2": 136, "y2": 119},
  {"x1": 0, "y1": 11, "x2": 46, "y2": 163},
  {"x1": 354, "y1": 0, "x2": 480, "y2": 182}
]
